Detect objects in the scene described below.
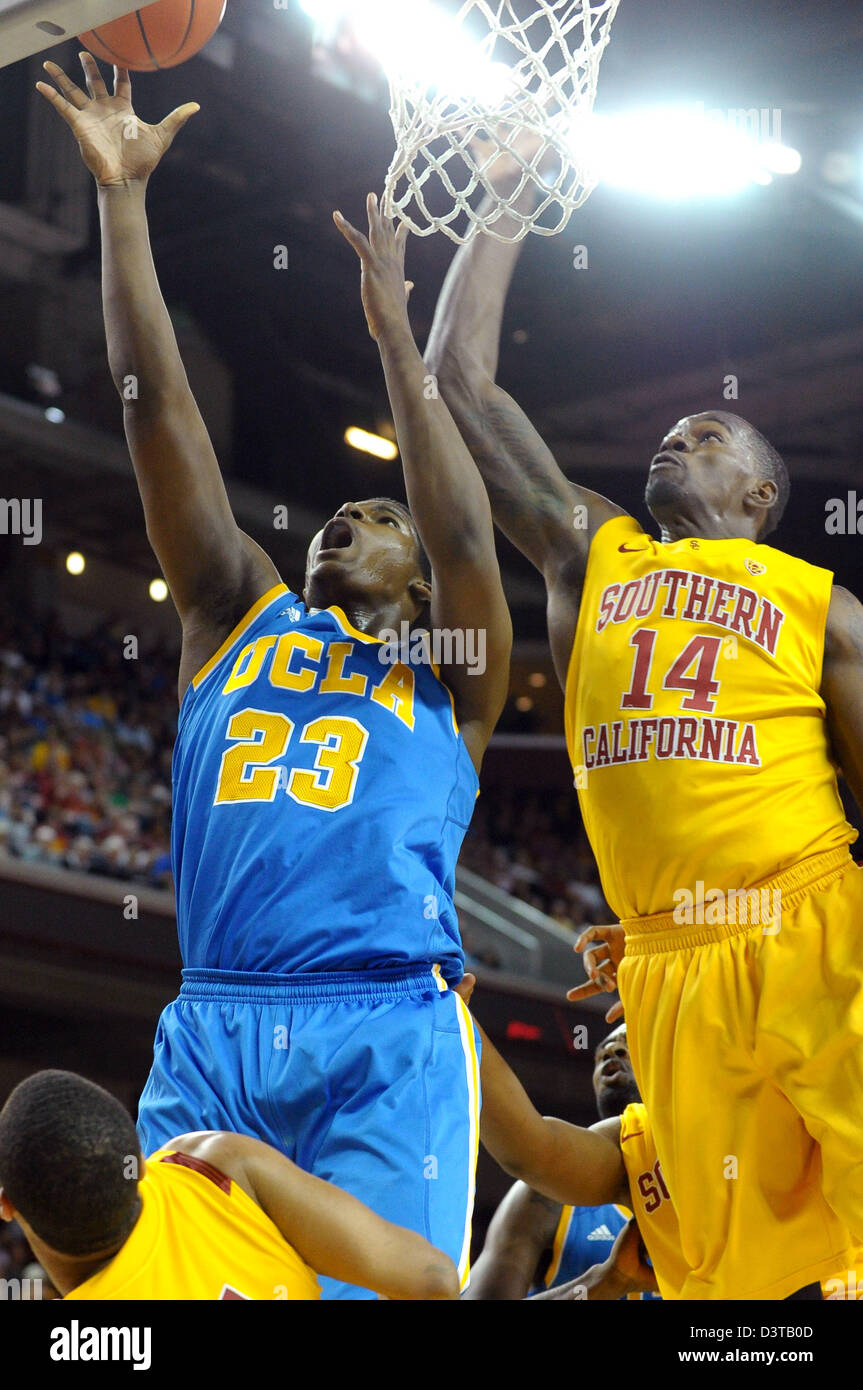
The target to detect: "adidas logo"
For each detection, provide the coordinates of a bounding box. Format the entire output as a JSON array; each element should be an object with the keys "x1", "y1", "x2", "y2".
[
  {"x1": 278, "y1": 606, "x2": 302, "y2": 621},
  {"x1": 587, "y1": 1224, "x2": 615, "y2": 1241}
]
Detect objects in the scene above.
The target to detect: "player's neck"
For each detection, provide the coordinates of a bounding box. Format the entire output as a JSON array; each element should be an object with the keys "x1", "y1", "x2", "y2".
[
  {"x1": 658, "y1": 514, "x2": 761, "y2": 545},
  {"x1": 305, "y1": 585, "x2": 418, "y2": 639},
  {"x1": 30, "y1": 1233, "x2": 129, "y2": 1297}
]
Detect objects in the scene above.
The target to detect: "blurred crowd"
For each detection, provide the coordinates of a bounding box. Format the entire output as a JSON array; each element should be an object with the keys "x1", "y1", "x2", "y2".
[
  {"x1": 0, "y1": 605, "x2": 608, "y2": 934},
  {"x1": 0, "y1": 1219, "x2": 58, "y2": 1300},
  {"x1": 461, "y1": 787, "x2": 611, "y2": 933},
  {"x1": 0, "y1": 605, "x2": 175, "y2": 891}
]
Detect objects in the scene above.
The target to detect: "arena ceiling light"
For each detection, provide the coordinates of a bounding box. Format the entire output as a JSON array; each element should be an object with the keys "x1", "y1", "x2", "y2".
[
  {"x1": 65, "y1": 551, "x2": 85, "y2": 575},
  {"x1": 344, "y1": 426, "x2": 399, "y2": 461},
  {"x1": 299, "y1": 0, "x2": 512, "y2": 104},
  {"x1": 572, "y1": 106, "x2": 802, "y2": 200},
  {"x1": 149, "y1": 578, "x2": 169, "y2": 603}
]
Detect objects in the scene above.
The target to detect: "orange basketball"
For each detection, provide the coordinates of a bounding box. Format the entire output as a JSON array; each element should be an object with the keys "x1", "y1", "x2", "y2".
[{"x1": 79, "y1": 0, "x2": 227, "y2": 72}]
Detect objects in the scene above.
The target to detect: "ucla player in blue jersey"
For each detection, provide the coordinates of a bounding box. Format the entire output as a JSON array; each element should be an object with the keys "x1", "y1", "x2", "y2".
[
  {"x1": 40, "y1": 56, "x2": 511, "y2": 1298},
  {"x1": 465, "y1": 1024, "x2": 661, "y2": 1300}
]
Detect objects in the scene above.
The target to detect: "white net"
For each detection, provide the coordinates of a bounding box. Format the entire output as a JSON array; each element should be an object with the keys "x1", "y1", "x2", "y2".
[{"x1": 382, "y1": 0, "x2": 621, "y2": 243}]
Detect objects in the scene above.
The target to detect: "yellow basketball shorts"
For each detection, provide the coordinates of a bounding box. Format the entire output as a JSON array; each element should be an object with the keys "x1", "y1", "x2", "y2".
[{"x1": 617, "y1": 846, "x2": 863, "y2": 1301}]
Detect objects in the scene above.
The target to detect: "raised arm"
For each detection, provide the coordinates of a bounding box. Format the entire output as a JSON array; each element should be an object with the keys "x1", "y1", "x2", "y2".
[
  {"x1": 424, "y1": 156, "x2": 625, "y2": 588},
  {"x1": 822, "y1": 584, "x2": 863, "y2": 816},
  {"x1": 335, "y1": 195, "x2": 511, "y2": 768},
  {"x1": 37, "y1": 55, "x2": 279, "y2": 696},
  {"x1": 173, "y1": 1131, "x2": 459, "y2": 1300}
]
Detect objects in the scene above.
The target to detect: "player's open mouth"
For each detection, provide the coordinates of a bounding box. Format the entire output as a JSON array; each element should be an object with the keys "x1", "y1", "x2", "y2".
[
  {"x1": 650, "y1": 453, "x2": 683, "y2": 471},
  {"x1": 319, "y1": 519, "x2": 354, "y2": 552},
  {"x1": 601, "y1": 1060, "x2": 624, "y2": 1080}
]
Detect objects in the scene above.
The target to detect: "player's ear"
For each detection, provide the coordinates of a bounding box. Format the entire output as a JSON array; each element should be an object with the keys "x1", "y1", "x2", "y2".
[
  {"x1": 409, "y1": 574, "x2": 432, "y2": 615},
  {"x1": 746, "y1": 475, "x2": 777, "y2": 529},
  {"x1": 748, "y1": 475, "x2": 777, "y2": 510}
]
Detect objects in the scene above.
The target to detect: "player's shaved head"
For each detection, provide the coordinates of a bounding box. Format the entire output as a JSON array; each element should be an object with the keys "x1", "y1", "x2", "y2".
[
  {"x1": 703, "y1": 412, "x2": 790, "y2": 538},
  {"x1": 646, "y1": 410, "x2": 790, "y2": 542},
  {"x1": 0, "y1": 1070, "x2": 142, "y2": 1256}
]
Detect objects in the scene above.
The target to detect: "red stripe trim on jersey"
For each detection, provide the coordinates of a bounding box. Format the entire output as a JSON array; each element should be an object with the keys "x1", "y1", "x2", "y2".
[{"x1": 161, "y1": 1151, "x2": 232, "y2": 1194}]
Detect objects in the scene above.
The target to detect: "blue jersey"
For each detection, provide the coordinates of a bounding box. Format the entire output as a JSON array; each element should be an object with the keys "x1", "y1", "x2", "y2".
[
  {"x1": 171, "y1": 583, "x2": 479, "y2": 980},
  {"x1": 531, "y1": 1202, "x2": 663, "y2": 1300}
]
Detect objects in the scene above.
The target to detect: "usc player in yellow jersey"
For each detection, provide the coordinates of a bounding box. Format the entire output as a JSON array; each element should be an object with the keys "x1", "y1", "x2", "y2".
[
  {"x1": 456, "y1": 980, "x2": 844, "y2": 1301},
  {"x1": 0, "y1": 1071, "x2": 458, "y2": 1301},
  {"x1": 427, "y1": 163, "x2": 863, "y2": 1298}
]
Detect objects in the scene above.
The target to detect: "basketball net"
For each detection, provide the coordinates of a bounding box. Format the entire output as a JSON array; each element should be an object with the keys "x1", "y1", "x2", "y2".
[{"x1": 382, "y1": 0, "x2": 620, "y2": 243}]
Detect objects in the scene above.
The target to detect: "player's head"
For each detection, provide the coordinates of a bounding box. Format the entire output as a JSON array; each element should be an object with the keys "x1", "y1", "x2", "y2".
[
  {"x1": 644, "y1": 412, "x2": 790, "y2": 541},
  {"x1": 592, "y1": 1024, "x2": 640, "y2": 1120},
  {"x1": 304, "y1": 497, "x2": 431, "y2": 629},
  {"x1": 0, "y1": 1070, "x2": 144, "y2": 1264}
]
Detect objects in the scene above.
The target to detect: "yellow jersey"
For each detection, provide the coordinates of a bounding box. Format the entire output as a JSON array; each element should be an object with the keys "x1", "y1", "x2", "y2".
[
  {"x1": 619, "y1": 1102, "x2": 861, "y2": 1302},
  {"x1": 65, "y1": 1148, "x2": 321, "y2": 1301},
  {"x1": 565, "y1": 515, "x2": 855, "y2": 918},
  {"x1": 822, "y1": 1261, "x2": 863, "y2": 1300},
  {"x1": 618, "y1": 1103, "x2": 688, "y2": 1300}
]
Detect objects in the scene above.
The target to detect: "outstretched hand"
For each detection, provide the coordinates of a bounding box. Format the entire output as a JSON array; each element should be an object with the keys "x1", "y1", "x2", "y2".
[
  {"x1": 567, "y1": 923, "x2": 626, "y2": 1024},
  {"x1": 334, "y1": 194, "x2": 413, "y2": 342},
  {"x1": 36, "y1": 51, "x2": 198, "y2": 187}
]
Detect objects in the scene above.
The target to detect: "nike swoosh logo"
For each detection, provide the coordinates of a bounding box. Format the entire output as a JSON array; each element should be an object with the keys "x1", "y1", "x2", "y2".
[{"x1": 618, "y1": 544, "x2": 648, "y2": 553}]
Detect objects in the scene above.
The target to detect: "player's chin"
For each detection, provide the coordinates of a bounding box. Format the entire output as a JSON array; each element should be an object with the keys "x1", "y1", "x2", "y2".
[{"x1": 644, "y1": 474, "x2": 687, "y2": 516}]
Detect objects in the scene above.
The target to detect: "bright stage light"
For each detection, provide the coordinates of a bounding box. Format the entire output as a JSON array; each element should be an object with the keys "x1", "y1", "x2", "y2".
[
  {"x1": 66, "y1": 551, "x2": 85, "y2": 575},
  {"x1": 571, "y1": 106, "x2": 801, "y2": 200},
  {"x1": 345, "y1": 426, "x2": 399, "y2": 461},
  {"x1": 149, "y1": 578, "x2": 169, "y2": 603},
  {"x1": 300, "y1": 0, "x2": 513, "y2": 105}
]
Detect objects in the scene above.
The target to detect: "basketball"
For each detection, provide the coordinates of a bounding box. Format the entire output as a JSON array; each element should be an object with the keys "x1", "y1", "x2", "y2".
[{"x1": 78, "y1": 0, "x2": 227, "y2": 72}]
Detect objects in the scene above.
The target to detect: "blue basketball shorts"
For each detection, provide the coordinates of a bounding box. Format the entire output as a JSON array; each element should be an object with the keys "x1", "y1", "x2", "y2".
[{"x1": 136, "y1": 965, "x2": 482, "y2": 1299}]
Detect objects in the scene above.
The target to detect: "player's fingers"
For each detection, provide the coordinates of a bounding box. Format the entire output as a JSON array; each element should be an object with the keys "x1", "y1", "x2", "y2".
[
  {"x1": 113, "y1": 66, "x2": 132, "y2": 102},
  {"x1": 42, "y1": 59, "x2": 89, "y2": 110},
  {"x1": 366, "y1": 191, "x2": 381, "y2": 245},
  {"x1": 157, "y1": 103, "x2": 201, "y2": 147},
  {"x1": 395, "y1": 218, "x2": 410, "y2": 261},
  {"x1": 574, "y1": 924, "x2": 610, "y2": 953},
  {"x1": 34, "y1": 79, "x2": 80, "y2": 125},
  {"x1": 333, "y1": 210, "x2": 370, "y2": 257},
  {"x1": 582, "y1": 944, "x2": 613, "y2": 982},
  {"x1": 605, "y1": 998, "x2": 624, "y2": 1024},
  {"x1": 79, "y1": 51, "x2": 108, "y2": 100},
  {"x1": 566, "y1": 979, "x2": 602, "y2": 1003}
]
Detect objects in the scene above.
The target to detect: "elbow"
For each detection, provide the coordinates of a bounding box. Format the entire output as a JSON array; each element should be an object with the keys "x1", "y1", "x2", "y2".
[{"x1": 421, "y1": 1257, "x2": 461, "y2": 1301}]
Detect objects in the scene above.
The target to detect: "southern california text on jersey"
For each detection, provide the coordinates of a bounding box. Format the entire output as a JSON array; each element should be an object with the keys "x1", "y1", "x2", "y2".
[{"x1": 565, "y1": 516, "x2": 856, "y2": 918}]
